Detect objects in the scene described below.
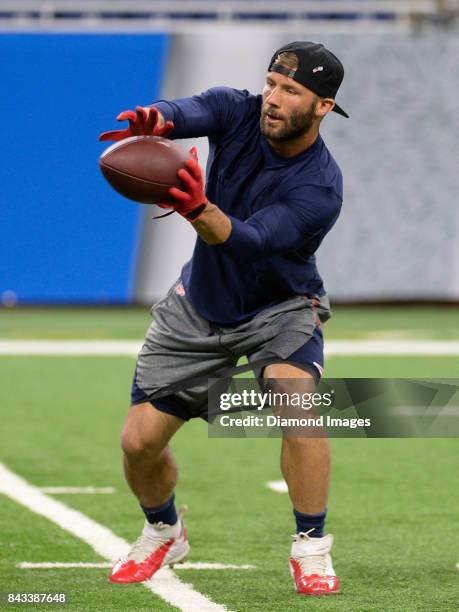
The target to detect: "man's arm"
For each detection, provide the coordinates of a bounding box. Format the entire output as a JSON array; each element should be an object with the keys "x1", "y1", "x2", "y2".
[
  {"x1": 211, "y1": 192, "x2": 342, "y2": 264},
  {"x1": 151, "y1": 87, "x2": 249, "y2": 140},
  {"x1": 100, "y1": 87, "x2": 245, "y2": 142},
  {"x1": 190, "y1": 204, "x2": 232, "y2": 244},
  {"x1": 163, "y1": 154, "x2": 341, "y2": 260}
]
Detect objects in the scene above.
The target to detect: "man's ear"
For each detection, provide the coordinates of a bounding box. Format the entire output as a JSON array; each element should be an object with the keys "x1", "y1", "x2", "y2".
[{"x1": 316, "y1": 98, "x2": 335, "y2": 118}]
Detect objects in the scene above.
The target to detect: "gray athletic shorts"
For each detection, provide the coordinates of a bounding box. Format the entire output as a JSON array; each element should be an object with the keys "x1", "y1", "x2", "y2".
[{"x1": 131, "y1": 280, "x2": 331, "y2": 421}]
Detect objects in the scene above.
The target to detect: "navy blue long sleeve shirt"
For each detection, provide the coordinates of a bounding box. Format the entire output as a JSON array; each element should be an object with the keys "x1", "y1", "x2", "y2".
[{"x1": 155, "y1": 87, "x2": 343, "y2": 326}]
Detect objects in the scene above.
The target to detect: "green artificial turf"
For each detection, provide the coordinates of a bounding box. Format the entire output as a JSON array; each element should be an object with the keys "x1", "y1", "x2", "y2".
[{"x1": 0, "y1": 308, "x2": 458, "y2": 610}]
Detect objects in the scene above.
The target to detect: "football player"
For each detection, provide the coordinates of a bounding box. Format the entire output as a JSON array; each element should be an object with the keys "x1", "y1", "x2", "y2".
[{"x1": 101, "y1": 41, "x2": 348, "y2": 596}]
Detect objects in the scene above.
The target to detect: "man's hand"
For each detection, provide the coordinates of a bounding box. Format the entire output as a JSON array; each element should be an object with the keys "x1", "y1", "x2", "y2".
[
  {"x1": 157, "y1": 148, "x2": 232, "y2": 242},
  {"x1": 158, "y1": 148, "x2": 208, "y2": 221},
  {"x1": 99, "y1": 106, "x2": 174, "y2": 142}
]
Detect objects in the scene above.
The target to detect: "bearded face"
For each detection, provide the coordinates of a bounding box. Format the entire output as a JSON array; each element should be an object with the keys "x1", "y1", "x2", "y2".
[{"x1": 260, "y1": 100, "x2": 317, "y2": 142}]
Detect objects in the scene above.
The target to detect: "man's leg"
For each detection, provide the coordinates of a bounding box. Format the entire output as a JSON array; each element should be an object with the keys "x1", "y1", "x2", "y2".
[
  {"x1": 109, "y1": 402, "x2": 189, "y2": 584},
  {"x1": 263, "y1": 362, "x2": 339, "y2": 595},
  {"x1": 121, "y1": 402, "x2": 184, "y2": 507},
  {"x1": 263, "y1": 363, "x2": 329, "y2": 516},
  {"x1": 111, "y1": 280, "x2": 233, "y2": 585}
]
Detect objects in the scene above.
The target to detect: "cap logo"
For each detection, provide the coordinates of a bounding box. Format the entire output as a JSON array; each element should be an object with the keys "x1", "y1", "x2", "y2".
[{"x1": 312, "y1": 66, "x2": 324, "y2": 73}]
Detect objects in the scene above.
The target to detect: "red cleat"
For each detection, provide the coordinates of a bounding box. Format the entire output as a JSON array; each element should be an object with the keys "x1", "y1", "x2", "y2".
[
  {"x1": 109, "y1": 506, "x2": 189, "y2": 584},
  {"x1": 289, "y1": 532, "x2": 340, "y2": 595}
]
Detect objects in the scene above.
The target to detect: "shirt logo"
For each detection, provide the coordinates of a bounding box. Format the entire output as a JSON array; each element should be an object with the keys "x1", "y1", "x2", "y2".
[
  {"x1": 313, "y1": 66, "x2": 324, "y2": 73},
  {"x1": 175, "y1": 282, "x2": 185, "y2": 296}
]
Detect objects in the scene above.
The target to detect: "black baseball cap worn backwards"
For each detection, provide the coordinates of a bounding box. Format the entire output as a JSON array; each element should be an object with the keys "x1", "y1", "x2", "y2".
[{"x1": 268, "y1": 41, "x2": 349, "y2": 118}]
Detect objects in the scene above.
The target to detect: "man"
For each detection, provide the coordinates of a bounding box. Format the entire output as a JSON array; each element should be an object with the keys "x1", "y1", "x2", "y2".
[{"x1": 100, "y1": 41, "x2": 348, "y2": 596}]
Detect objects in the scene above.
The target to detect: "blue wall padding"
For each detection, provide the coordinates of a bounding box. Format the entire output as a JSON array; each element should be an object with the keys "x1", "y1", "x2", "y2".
[{"x1": 0, "y1": 34, "x2": 168, "y2": 303}]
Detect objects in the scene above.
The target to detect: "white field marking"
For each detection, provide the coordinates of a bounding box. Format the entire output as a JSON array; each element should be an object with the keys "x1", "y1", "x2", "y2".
[
  {"x1": 0, "y1": 463, "x2": 229, "y2": 612},
  {"x1": 170, "y1": 562, "x2": 255, "y2": 570},
  {"x1": 325, "y1": 340, "x2": 459, "y2": 356},
  {"x1": 266, "y1": 480, "x2": 288, "y2": 494},
  {"x1": 19, "y1": 562, "x2": 112, "y2": 569},
  {"x1": 2, "y1": 339, "x2": 459, "y2": 356},
  {"x1": 18, "y1": 561, "x2": 255, "y2": 570},
  {"x1": 0, "y1": 340, "x2": 142, "y2": 356},
  {"x1": 38, "y1": 487, "x2": 115, "y2": 494}
]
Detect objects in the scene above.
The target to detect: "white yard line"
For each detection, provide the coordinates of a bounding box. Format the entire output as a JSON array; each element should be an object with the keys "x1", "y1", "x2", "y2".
[
  {"x1": 266, "y1": 480, "x2": 288, "y2": 494},
  {"x1": 326, "y1": 340, "x2": 459, "y2": 356},
  {"x1": 176, "y1": 563, "x2": 255, "y2": 570},
  {"x1": 1, "y1": 339, "x2": 459, "y2": 356},
  {"x1": 18, "y1": 562, "x2": 112, "y2": 569},
  {"x1": 18, "y1": 561, "x2": 255, "y2": 570},
  {"x1": 0, "y1": 340, "x2": 141, "y2": 356},
  {"x1": 0, "y1": 463, "x2": 229, "y2": 612},
  {"x1": 39, "y1": 487, "x2": 115, "y2": 494}
]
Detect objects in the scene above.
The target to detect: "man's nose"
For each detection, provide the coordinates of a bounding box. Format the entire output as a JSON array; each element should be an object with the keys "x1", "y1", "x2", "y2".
[{"x1": 266, "y1": 87, "x2": 280, "y2": 107}]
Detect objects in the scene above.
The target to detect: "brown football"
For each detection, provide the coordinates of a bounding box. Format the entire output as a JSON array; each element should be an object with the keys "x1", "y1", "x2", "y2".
[{"x1": 99, "y1": 136, "x2": 190, "y2": 204}]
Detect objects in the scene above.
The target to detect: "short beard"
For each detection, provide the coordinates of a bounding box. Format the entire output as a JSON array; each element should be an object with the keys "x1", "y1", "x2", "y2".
[{"x1": 260, "y1": 102, "x2": 317, "y2": 142}]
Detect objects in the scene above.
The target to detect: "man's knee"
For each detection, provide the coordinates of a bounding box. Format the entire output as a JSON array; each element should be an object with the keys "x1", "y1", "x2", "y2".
[
  {"x1": 121, "y1": 402, "x2": 182, "y2": 458},
  {"x1": 262, "y1": 376, "x2": 316, "y2": 417},
  {"x1": 121, "y1": 425, "x2": 162, "y2": 458}
]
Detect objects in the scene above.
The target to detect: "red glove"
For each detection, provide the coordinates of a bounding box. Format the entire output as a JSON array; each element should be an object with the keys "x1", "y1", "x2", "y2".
[
  {"x1": 157, "y1": 148, "x2": 208, "y2": 221},
  {"x1": 99, "y1": 106, "x2": 174, "y2": 142}
]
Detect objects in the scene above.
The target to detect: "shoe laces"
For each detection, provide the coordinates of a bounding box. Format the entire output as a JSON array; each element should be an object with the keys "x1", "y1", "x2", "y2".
[
  {"x1": 127, "y1": 505, "x2": 188, "y2": 564},
  {"x1": 292, "y1": 529, "x2": 328, "y2": 577}
]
